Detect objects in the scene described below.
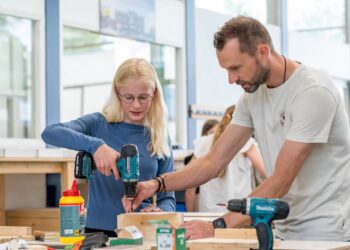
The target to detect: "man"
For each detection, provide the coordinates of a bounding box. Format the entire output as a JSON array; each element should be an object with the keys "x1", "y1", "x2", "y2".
[{"x1": 124, "y1": 16, "x2": 350, "y2": 241}]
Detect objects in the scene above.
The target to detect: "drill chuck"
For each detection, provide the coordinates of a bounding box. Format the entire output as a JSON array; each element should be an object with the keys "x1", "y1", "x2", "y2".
[
  {"x1": 124, "y1": 181, "x2": 137, "y2": 200},
  {"x1": 274, "y1": 200, "x2": 290, "y2": 220},
  {"x1": 227, "y1": 199, "x2": 247, "y2": 214}
]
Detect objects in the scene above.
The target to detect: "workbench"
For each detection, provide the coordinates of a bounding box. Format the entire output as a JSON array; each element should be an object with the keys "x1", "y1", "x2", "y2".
[{"x1": 0, "y1": 157, "x2": 75, "y2": 225}]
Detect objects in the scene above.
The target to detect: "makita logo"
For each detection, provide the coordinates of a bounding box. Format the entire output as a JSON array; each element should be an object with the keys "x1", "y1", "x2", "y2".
[{"x1": 256, "y1": 205, "x2": 275, "y2": 212}]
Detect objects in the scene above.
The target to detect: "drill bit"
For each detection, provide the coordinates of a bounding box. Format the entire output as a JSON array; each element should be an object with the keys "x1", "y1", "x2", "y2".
[{"x1": 216, "y1": 203, "x2": 227, "y2": 207}]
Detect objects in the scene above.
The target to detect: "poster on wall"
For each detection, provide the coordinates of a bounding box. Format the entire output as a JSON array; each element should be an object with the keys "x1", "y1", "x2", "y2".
[{"x1": 100, "y1": 0, "x2": 155, "y2": 42}]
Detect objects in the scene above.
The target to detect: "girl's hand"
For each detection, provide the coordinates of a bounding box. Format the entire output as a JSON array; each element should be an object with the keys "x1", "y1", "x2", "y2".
[
  {"x1": 93, "y1": 144, "x2": 120, "y2": 179},
  {"x1": 122, "y1": 195, "x2": 133, "y2": 213},
  {"x1": 140, "y1": 205, "x2": 163, "y2": 212}
]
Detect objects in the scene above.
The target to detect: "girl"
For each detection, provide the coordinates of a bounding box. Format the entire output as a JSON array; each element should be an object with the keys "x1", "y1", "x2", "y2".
[{"x1": 42, "y1": 58, "x2": 176, "y2": 236}]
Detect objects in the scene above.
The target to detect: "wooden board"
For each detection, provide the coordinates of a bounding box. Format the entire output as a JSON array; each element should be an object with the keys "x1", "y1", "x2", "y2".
[
  {"x1": 215, "y1": 228, "x2": 257, "y2": 239},
  {"x1": 188, "y1": 238, "x2": 260, "y2": 250},
  {"x1": 0, "y1": 226, "x2": 32, "y2": 236},
  {"x1": 25, "y1": 245, "x2": 47, "y2": 249},
  {"x1": 188, "y1": 237, "x2": 350, "y2": 250},
  {"x1": 0, "y1": 235, "x2": 35, "y2": 243},
  {"x1": 6, "y1": 208, "x2": 59, "y2": 231},
  {"x1": 117, "y1": 212, "x2": 183, "y2": 241},
  {"x1": 277, "y1": 240, "x2": 350, "y2": 250},
  {"x1": 95, "y1": 246, "x2": 145, "y2": 250},
  {"x1": 183, "y1": 212, "x2": 224, "y2": 222}
]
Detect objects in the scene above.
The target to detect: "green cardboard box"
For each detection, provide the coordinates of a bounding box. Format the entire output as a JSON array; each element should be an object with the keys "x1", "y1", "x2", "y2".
[{"x1": 156, "y1": 227, "x2": 186, "y2": 250}]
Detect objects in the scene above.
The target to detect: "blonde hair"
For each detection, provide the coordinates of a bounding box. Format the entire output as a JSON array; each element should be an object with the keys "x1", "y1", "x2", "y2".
[
  {"x1": 211, "y1": 105, "x2": 235, "y2": 177},
  {"x1": 211, "y1": 105, "x2": 235, "y2": 148},
  {"x1": 102, "y1": 58, "x2": 170, "y2": 158}
]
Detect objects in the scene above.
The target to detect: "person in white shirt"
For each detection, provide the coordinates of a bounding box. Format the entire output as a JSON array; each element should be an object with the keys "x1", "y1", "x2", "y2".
[
  {"x1": 186, "y1": 105, "x2": 266, "y2": 212},
  {"x1": 185, "y1": 119, "x2": 219, "y2": 212}
]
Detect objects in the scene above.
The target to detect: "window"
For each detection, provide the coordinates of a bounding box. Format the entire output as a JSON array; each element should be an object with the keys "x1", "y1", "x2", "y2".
[
  {"x1": 62, "y1": 27, "x2": 178, "y2": 143},
  {"x1": 0, "y1": 14, "x2": 35, "y2": 138},
  {"x1": 288, "y1": 0, "x2": 346, "y2": 43},
  {"x1": 195, "y1": 0, "x2": 267, "y2": 23}
]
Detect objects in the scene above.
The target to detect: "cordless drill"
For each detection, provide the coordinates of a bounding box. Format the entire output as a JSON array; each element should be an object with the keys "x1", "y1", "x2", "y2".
[
  {"x1": 227, "y1": 198, "x2": 289, "y2": 250},
  {"x1": 74, "y1": 144, "x2": 140, "y2": 199}
]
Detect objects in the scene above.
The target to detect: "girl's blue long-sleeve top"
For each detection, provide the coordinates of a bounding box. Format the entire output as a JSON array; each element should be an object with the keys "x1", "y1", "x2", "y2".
[{"x1": 41, "y1": 112, "x2": 176, "y2": 231}]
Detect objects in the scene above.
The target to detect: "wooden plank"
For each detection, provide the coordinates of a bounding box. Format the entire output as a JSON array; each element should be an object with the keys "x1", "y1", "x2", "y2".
[
  {"x1": 0, "y1": 175, "x2": 4, "y2": 225},
  {"x1": 188, "y1": 238, "x2": 350, "y2": 250},
  {"x1": 95, "y1": 246, "x2": 146, "y2": 250},
  {"x1": 0, "y1": 226, "x2": 32, "y2": 236},
  {"x1": 6, "y1": 208, "x2": 59, "y2": 231},
  {"x1": 0, "y1": 235, "x2": 35, "y2": 243},
  {"x1": 26, "y1": 245, "x2": 47, "y2": 249},
  {"x1": 0, "y1": 157, "x2": 74, "y2": 162},
  {"x1": 0, "y1": 162, "x2": 62, "y2": 174},
  {"x1": 276, "y1": 240, "x2": 350, "y2": 250},
  {"x1": 117, "y1": 212, "x2": 183, "y2": 241},
  {"x1": 6, "y1": 208, "x2": 59, "y2": 218},
  {"x1": 6, "y1": 218, "x2": 59, "y2": 232},
  {"x1": 183, "y1": 212, "x2": 224, "y2": 222},
  {"x1": 188, "y1": 238, "x2": 260, "y2": 250},
  {"x1": 215, "y1": 228, "x2": 257, "y2": 239}
]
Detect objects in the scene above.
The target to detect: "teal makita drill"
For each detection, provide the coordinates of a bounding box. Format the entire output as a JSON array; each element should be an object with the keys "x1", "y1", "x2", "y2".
[
  {"x1": 74, "y1": 144, "x2": 140, "y2": 199},
  {"x1": 227, "y1": 198, "x2": 289, "y2": 250}
]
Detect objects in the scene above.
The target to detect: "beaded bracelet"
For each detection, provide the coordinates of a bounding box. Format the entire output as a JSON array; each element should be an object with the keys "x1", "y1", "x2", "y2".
[
  {"x1": 158, "y1": 175, "x2": 167, "y2": 193},
  {"x1": 153, "y1": 177, "x2": 162, "y2": 193}
]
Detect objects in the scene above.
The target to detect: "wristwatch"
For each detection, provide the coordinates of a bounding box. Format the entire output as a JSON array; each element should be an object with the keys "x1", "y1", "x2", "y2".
[{"x1": 212, "y1": 217, "x2": 227, "y2": 229}]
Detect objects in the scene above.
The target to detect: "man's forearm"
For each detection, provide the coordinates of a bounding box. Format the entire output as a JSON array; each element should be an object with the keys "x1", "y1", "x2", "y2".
[{"x1": 160, "y1": 155, "x2": 219, "y2": 192}]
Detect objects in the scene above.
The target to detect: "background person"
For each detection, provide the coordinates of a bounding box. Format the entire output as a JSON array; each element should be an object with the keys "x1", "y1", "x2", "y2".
[
  {"x1": 186, "y1": 105, "x2": 266, "y2": 213},
  {"x1": 185, "y1": 118, "x2": 219, "y2": 212}
]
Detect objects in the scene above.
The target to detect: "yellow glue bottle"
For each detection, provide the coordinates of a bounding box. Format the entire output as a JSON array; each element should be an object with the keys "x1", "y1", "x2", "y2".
[{"x1": 59, "y1": 180, "x2": 85, "y2": 244}]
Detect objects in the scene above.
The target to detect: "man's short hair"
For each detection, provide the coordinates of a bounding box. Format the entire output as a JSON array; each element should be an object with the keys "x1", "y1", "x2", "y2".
[{"x1": 213, "y1": 15, "x2": 274, "y2": 56}]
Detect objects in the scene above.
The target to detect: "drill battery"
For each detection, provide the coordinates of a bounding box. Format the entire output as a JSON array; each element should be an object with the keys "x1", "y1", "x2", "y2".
[{"x1": 74, "y1": 151, "x2": 96, "y2": 180}]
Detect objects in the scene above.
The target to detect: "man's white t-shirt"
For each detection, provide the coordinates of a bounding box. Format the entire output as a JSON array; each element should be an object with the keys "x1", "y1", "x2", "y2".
[
  {"x1": 232, "y1": 64, "x2": 350, "y2": 241},
  {"x1": 193, "y1": 134, "x2": 255, "y2": 212}
]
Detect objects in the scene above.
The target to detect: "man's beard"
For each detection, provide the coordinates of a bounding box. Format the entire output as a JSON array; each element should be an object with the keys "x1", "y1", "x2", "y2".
[{"x1": 237, "y1": 59, "x2": 269, "y2": 93}]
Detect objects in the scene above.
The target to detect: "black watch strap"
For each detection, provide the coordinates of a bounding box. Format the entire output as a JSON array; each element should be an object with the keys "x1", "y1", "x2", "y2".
[{"x1": 212, "y1": 217, "x2": 227, "y2": 229}]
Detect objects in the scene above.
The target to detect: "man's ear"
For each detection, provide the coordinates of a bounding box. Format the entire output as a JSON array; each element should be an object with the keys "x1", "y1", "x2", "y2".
[{"x1": 256, "y1": 44, "x2": 270, "y2": 62}]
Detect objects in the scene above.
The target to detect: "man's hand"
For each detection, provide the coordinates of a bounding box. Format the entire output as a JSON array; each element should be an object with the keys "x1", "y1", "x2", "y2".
[
  {"x1": 121, "y1": 180, "x2": 159, "y2": 211},
  {"x1": 181, "y1": 220, "x2": 214, "y2": 240},
  {"x1": 121, "y1": 196, "x2": 163, "y2": 213},
  {"x1": 93, "y1": 144, "x2": 120, "y2": 179}
]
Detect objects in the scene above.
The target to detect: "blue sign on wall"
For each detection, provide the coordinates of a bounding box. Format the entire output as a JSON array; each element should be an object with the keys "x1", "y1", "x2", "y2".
[{"x1": 100, "y1": 0, "x2": 155, "y2": 42}]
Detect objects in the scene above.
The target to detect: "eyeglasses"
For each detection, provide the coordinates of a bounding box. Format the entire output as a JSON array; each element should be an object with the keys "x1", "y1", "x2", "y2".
[{"x1": 119, "y1": 94, "x2": 153, "y2": 104}]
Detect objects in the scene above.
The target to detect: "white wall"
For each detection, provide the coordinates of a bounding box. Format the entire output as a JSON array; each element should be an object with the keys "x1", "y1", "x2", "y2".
[
  {"x1": 61, "y1": 0, "x2": 100, "y2": 31},
  {"x1": 155, "y1": 0, "x2": 184, "y2": 47},
  {"x1": 62, "y1": 51, "x2": 116, "y2": 86},
  {"x1": 289, "y1": 32, "x2": 350, "y2": 79}
]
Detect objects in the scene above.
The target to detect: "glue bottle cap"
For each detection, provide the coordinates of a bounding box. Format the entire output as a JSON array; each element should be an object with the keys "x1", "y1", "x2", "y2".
[{"x1": 63, "y1": 180, "x2": 80, "y2": 196}]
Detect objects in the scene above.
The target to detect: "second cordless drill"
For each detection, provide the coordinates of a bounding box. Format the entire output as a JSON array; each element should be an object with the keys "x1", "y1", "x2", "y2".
[
  {"x1": 74, "y1": 144, "x2": 140, "y2": 199},
  {"x1": 227, "y1": 197, "x2": 289, "y2": 250}
]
